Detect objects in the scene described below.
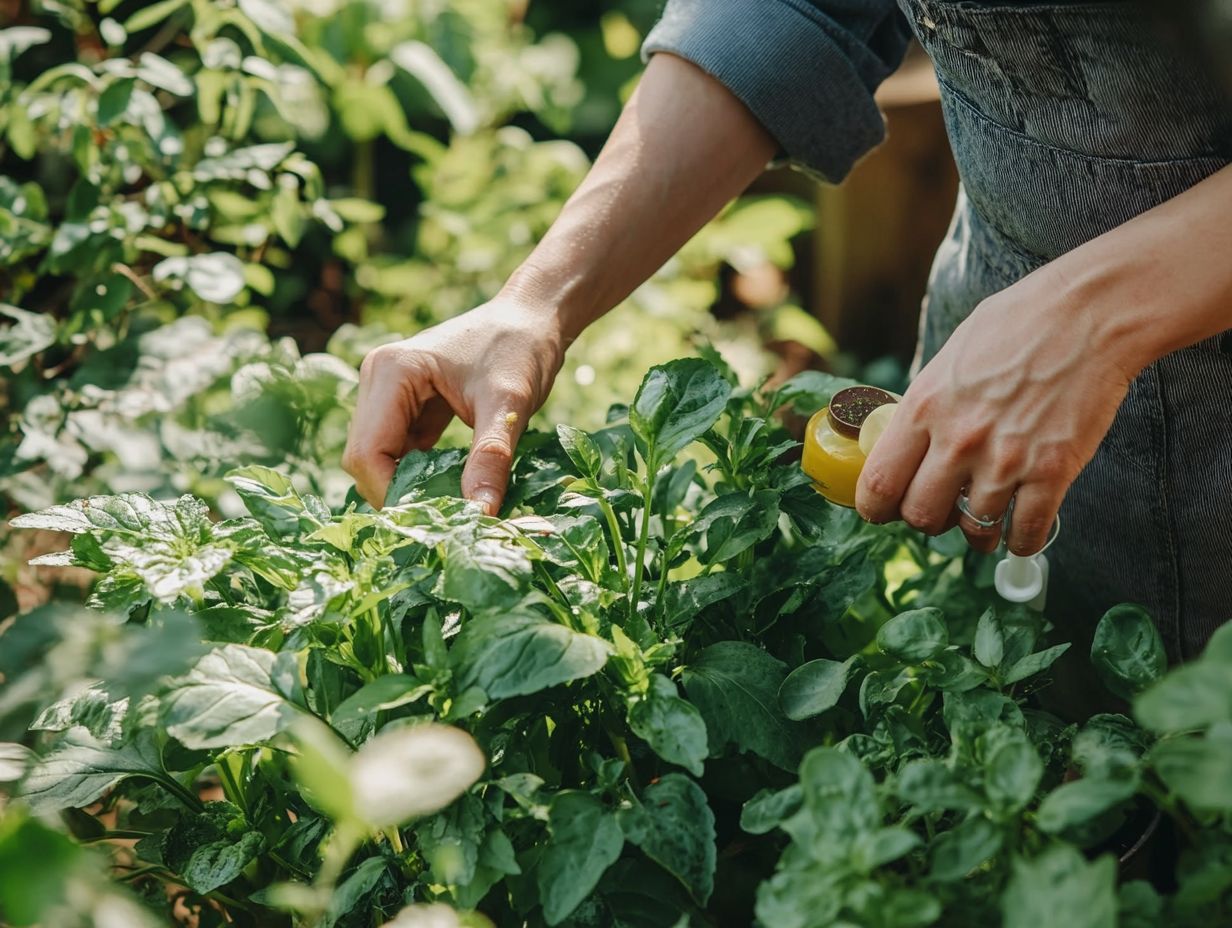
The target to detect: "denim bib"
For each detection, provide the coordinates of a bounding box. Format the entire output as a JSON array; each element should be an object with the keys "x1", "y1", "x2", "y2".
[{"x1": 900, "y1": 0, "x2": 1232, "y2": 660}]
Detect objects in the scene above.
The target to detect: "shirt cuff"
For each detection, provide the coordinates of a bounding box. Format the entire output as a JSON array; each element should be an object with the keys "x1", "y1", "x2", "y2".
[{"x1": 642, "y1": 0, "x2": 903, "y2": 183}]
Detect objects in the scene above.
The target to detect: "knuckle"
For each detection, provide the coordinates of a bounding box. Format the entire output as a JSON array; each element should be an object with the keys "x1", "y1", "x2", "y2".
[
  {"x1": 1030, "y1": 448, "x2": 1075, "y2": 483},
  {"x1": 472, "y1": 435, "x2": 514, "y2": 466},
  {"x1": 859, "y1": 463, "x2": 898, "y2": 502},
  {"x1": 990, "y1": 440, "x2": 1027, "y2": 480},
  {"x1": 1010, "y1": 518, "x2": 1051, "y2": 554},
  {"x1": 900, "y1": 502, "x2": 944, "y2": 534}
]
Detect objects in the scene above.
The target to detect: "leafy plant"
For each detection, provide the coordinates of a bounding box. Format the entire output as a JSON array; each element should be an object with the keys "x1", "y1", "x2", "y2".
[{"x1": 3, "y1": 358, "x2": 1228, "y2": 926}]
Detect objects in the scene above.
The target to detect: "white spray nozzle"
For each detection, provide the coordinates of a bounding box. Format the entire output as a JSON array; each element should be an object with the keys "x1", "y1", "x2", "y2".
[{"x1": 994, "y1": 553, "x2": 1044, "y2": 603}]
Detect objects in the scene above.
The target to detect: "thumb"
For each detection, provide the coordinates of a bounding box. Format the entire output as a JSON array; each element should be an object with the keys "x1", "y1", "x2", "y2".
[{"x1": 462, "y1": 391, "x2": 529, "y2": 516}]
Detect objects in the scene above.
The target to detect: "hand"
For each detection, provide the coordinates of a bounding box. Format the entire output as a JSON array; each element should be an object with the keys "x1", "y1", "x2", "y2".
[
  {"x1": 342, "y1": 299, "x2": 565, "y2": 512},
  {"x1": 854, "y1": 264, "x2": 1135, "y2": 555}
]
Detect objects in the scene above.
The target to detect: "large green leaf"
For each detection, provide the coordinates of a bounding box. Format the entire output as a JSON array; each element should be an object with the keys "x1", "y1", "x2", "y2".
[
  {"x1": 1091, "y1": 605, "x2": 1167, "y2": 700},
  {"x1": 385, "y1": 449, "x2": 466, "y2": 506},
  {"x1": 688, "y1": 490, "x2": 780, "y2": 566},
  {"x1": 630, "y1": 359, "x2": 731, "y2": 464},
  {"x1": 1149, "y1": 725, "x2": 1232, "y2": 811},
  {"x1": 779, "y1": 657, "x2": 853, "y2": 721},
  {"x1": 1002, "y1": 846, "x2": 1117, "y2": 928},
  {"x1": 18, "y1": 728, "x2": 165, "y2": 813},
  {"x1": 160, "y1": 645, "x2": 305, "y2": 749},
  {"x1": 682, "y1": 641, "x2": 800, "y2": 771},
  {"x1": 1134, "y1": 661, "x2": 1232, "y2": 732},
  {"x1": 536, "y1": 792, "x2": 624, "y2": 926},
  {"x1": 627, "y1": 674, "x2": 708, "y2": 776},
  {"x1": 162, "y1": 802, "x2": 265, "y2": 894},
  {"x1": 618, "y1": 774, "x2": 716, "y2": 905},
  {"x1": 876, "y1": 608, "x2": 948, "y2": 664},
  {"x1": 438, "y1": 528, "x2": 535, "y2": 613},
  {"x1": 450, "y1": 611, "x2": 609, "y2": 700}
]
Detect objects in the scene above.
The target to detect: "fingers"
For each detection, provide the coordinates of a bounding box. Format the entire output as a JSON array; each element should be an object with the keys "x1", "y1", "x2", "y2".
[
  {"x1": 344, "y1": 348, "x2": 422, "y2": 508},
  {"x1": 958, "y1": 481, "x2": 1017, "y2": 553},
  {"x1": 896, "y1": 452, "x2": 968, "y2": 536},
  {"x1": 407, "y1": 395, "x2": 455, "y2": 452},
  {"x1": 855, "y1": 411, "x2": 929, "y2": 524},
  {"x1": 461, "y1": 390, "x2": 530, "y2": 516},
  {"x1": 1006, "y1": 482, "x2": 1064, "y2": 556}
]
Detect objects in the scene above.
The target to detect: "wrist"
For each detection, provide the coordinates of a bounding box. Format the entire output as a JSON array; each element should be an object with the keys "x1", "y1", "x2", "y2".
[
  {"x1": 500, "y1": 260, "x2": 603, "y2": 346},
  {"x1": 1026, "y1": 245, "x2": 1161, "y2": 381}
]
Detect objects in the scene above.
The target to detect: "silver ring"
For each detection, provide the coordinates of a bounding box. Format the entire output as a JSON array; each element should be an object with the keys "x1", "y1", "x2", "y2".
[{"x1": 956, "y1": 491, "x2": 1004, "y2": 530}]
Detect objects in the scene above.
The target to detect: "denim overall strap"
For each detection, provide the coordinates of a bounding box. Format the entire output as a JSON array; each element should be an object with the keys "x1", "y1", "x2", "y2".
[{"x1": 899, "y1": 0, "x2": 1232, "y2": 661}]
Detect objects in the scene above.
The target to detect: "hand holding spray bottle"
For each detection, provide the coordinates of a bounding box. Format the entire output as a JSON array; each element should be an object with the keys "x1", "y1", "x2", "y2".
[{"x1": 800, "y1": 385, "x2": 1058, "y2": 609}]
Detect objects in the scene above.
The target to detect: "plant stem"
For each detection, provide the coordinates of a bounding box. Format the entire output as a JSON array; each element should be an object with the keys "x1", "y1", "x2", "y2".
[
  {"x1": 597, "y1": 495, "x2": 629, "y2": 588},
  {"x1": 629, "y1": 463, "x2": 657, "y2": 616},
  {"x1": 157, "y1": 773, "x2": 205, "y2": 813}
]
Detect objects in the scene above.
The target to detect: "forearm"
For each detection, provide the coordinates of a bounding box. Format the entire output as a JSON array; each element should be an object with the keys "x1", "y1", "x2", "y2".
[
  {"x1": 501, "y1": 53, "x2": 776, "y2": 343},
  {"x1": 1046, "y1": 164, "x2": 1232, "y2": 376}
]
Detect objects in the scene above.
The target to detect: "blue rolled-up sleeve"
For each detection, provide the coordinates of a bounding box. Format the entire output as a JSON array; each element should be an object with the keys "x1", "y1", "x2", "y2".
[{"x1": 642, "y1": 0, "x2": 911, "y2": 182}]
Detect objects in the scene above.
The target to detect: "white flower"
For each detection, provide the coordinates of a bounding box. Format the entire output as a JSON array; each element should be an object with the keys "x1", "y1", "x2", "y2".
[{"x1": 351, "y1": 724, "x2": 485, "y2": 827}]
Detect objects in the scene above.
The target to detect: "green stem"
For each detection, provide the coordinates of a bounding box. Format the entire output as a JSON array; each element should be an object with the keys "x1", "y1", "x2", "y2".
[
  {"x1": 608, "y1": 730, "x2": 639, "y2": 791},
  {"x1": 597, "y1": 495, "x2": 629, "y2": 588},
  {"x1": 156, "y1": 773, "x2": 205, "y2": 813},
  {"x1": 629, "y1": 463, "x2": 657, "y2": 616},
  {"x1": 83, "y1": 830, "x2": 152, "y2": 843},
  {"x1": 217, "y1": 753, "x2": 246, "y2": 811}
]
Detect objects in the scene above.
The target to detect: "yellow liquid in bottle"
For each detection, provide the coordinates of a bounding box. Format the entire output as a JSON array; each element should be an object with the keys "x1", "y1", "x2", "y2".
[{"x1": 801, "y1": 407, "x2": 866, "y2": 508}]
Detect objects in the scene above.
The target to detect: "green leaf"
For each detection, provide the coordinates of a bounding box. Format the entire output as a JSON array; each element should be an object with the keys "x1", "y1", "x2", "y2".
[
  {"x1": 740, "y1": 784, "x2": 803, "y2": 836},
  {"x1": 162, "y1": 802, "x2": 265, "y2": 894},
  {"x1": 161, "y1": 645, "x2": 304, "y2": 749},
  {"x1": 18, "y1": 728, "x2": 164, "y2": 813},
  {"x1": 973, "y1": 608, "x2": 1005, "y2": 669},
  {"x1": 135, "y1": 52, "x2": 193, "y2": 96},
  {"x1": 876, "y1": 608, "x2": 948, "y2": 664},
  {"x1": 778, "y1": 657, "x2": 853, "y2": 721},
  {"x1": 450, "y1": 611, "x2": 609, "y2": 700},
  {"x1": 97, "y1": 77, "x2": 136, "y2": 127},
  {"x1": 153, "y1": 252, "x2": 246, "y2": 304},
  {"x1": 123, "y1": 0, "x2": 188, "y2": 33},
  {"x1": 1149, "y1": 725, "x2": 1232, "y2": 810},
  {"x1": 1134, "y1": 661, "x2": 1231, "y2": 732},
  {"x1": 1002, "y1": 643, "x2": 1071, "y2": 685},
  {"x1": 618, "y1": 774, "x2": 716, "y2": 905},
  {"x1": 852, "y1": 826, "x2": 921, "y2": 872},
  {"x1": 438, "y1": 529, "x2": 534, "y2": 612},
  {"x1": 627, "y1": 675, "x2": 708, "y2": 776},
  {"x1": 983, "y1": 733, "x2": 1043, "y2": 814},
  {"x1": 227, "y1": 465, "x2": 323, "y2": 538},
  {"x1": 630, "y1": 359, "x2": 732, "y2": 464},
  {"x1": 929, "y1": 815, "x2": 1002, "y2": 882},
  {"x1": 1090, "y1": 604, "x2": 1167, "y2": 700},
  {"x1": 896, "y1": 759, "x2": 982, "y2": 813},
  {"x1": 557, "y1": 425, "x2": 602, "y2": 479},
  {"x1": 537, "y1": 792, "x2": 623, "y2": 926},
  {"x1": 688, "y1": 490, "x2": 780, "y2": 565},
  {"x1": 797, "y1": 746, "x2": 881, "y2": 836},
  {"x1": 1002, "y1": 845, "x2": 1117, "y2": 928},
  {"x1": 330, "y1": 674, "x2": 429, "y2": 741},
  {"x1": 0, "y1": 304, "x2": 55, "y2": 367},
  {"x1": 385, "y1": 449, "x2": 466, "y2": 505},
  {"x1": 1036, "y1": 776, "x2": 1138, "y2": 834},
  {"x1": 682, "y1": 641, "x2": 800, "y2": 771}
]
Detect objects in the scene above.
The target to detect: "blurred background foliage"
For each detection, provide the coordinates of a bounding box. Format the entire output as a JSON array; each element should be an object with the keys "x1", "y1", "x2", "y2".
[{"x1": 0, "y1": 0, "x2": 827, "y2": 553}]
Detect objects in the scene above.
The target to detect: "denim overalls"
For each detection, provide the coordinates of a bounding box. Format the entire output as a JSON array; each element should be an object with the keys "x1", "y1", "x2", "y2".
[{"x1": 900, "y1": 0, "x2": 1232, "y2": 662}]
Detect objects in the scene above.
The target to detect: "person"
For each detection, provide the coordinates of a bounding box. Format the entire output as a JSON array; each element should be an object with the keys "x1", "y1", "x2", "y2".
[{"x1": 343, "y1": 0, "x2": 1232, "y2": 665}]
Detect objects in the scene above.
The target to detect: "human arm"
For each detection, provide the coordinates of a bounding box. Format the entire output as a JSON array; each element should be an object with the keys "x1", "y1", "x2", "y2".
[
  {"x1": 855, "y1": 163, "x2": 1232, "y2": 554},
  {"x1": 343, "y1": 53, "x2": 776, "y2": 509},
  {"x1": 343, "y1": 0, "x2": 911, "y2": 510}
]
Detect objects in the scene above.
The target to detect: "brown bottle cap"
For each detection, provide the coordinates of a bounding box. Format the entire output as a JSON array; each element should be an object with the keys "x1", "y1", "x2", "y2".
[{"x1": 827, "y1": 386, "x2": 897, "y2": 439}]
